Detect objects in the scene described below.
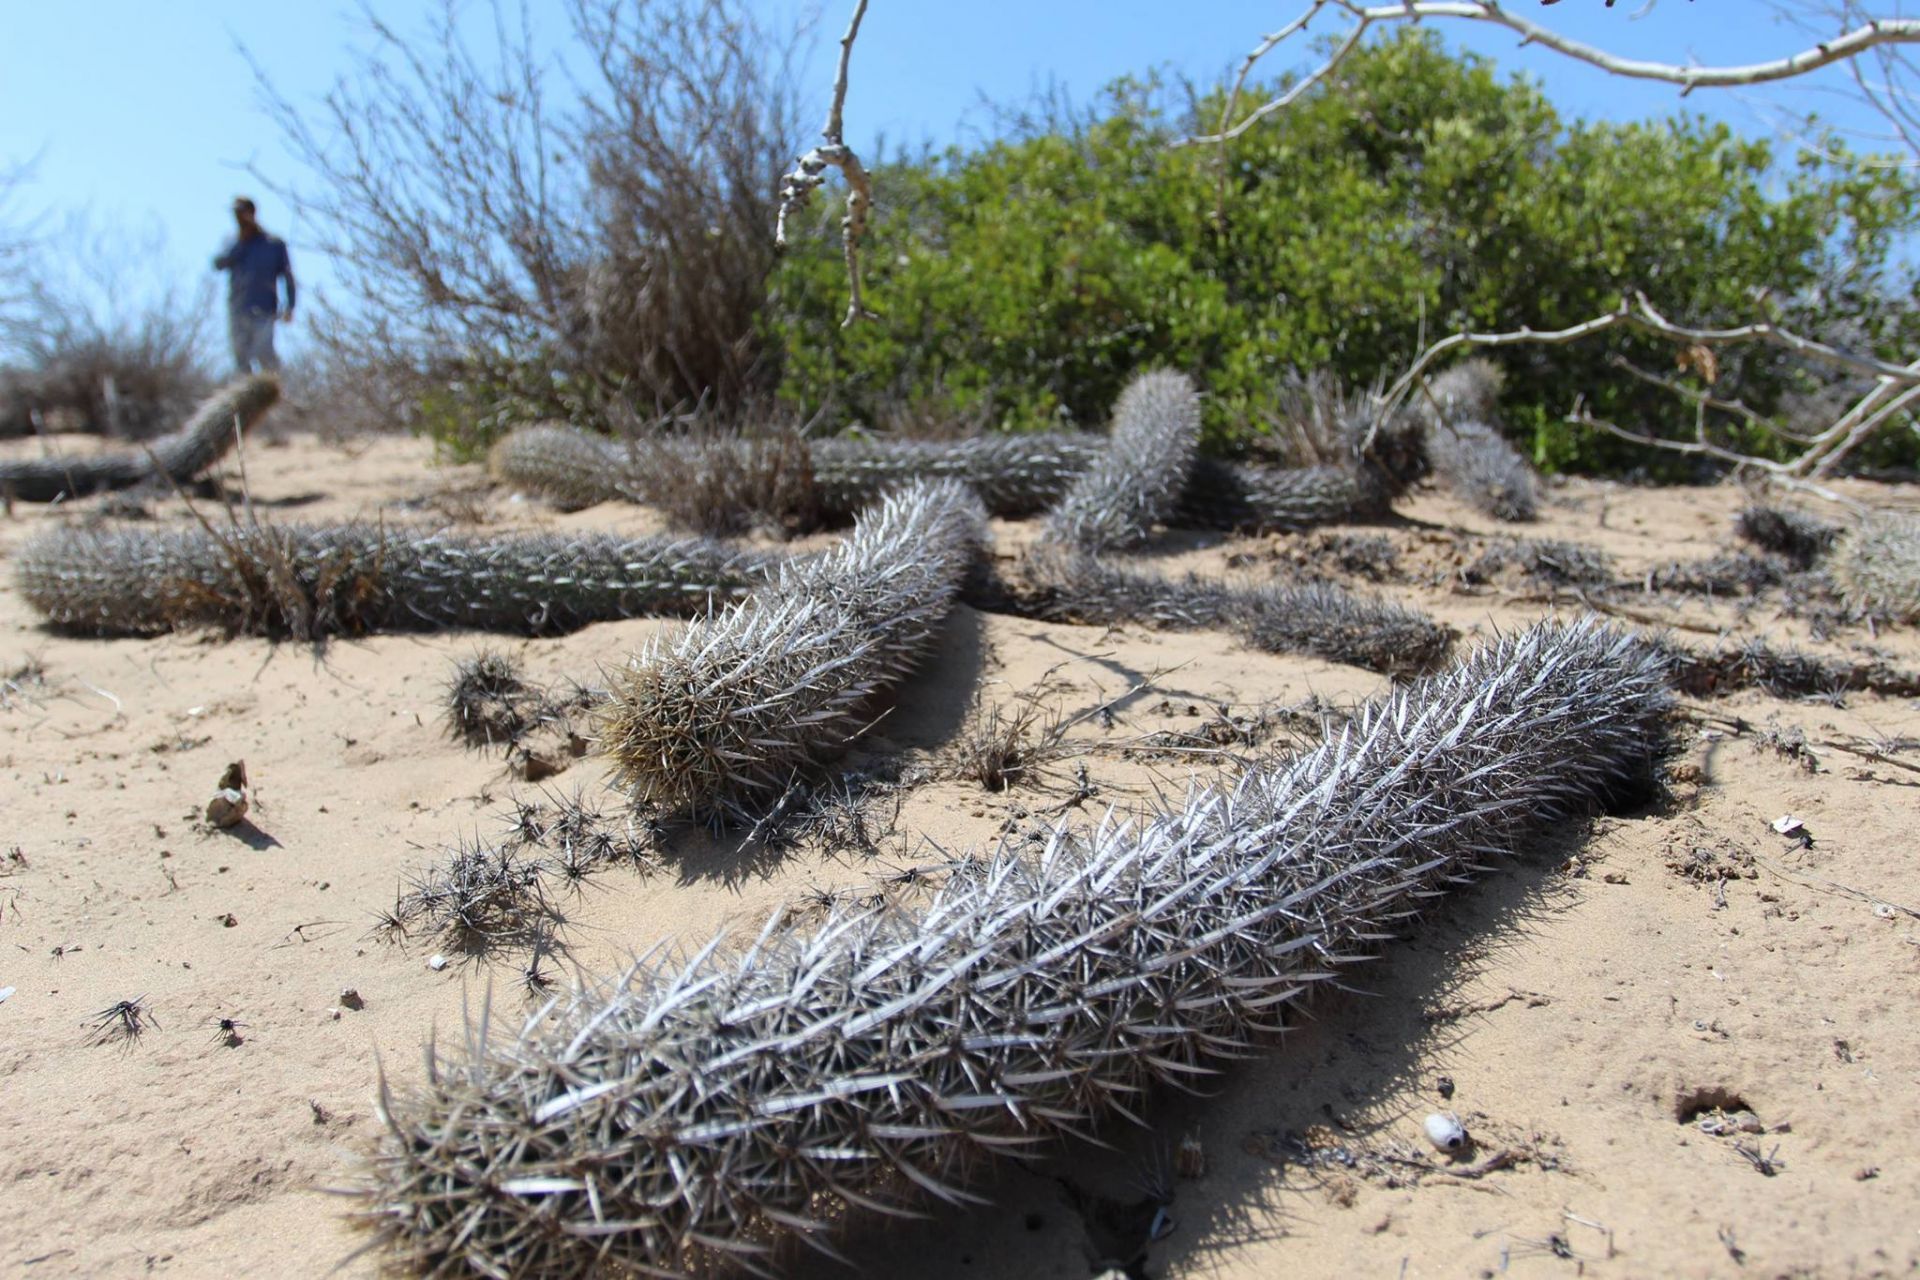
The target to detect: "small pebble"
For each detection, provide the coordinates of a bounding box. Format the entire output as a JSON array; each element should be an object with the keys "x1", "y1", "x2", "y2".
[
  {"x1": 1423, "y1": 1111, "x2": 1468, "y2": 1155},
  {"x1": 339, "y1": 988, "x2": 365, "y2": 1011},
  {"x1": 206, "y1": 788, "x2": 248, "y2": 829},
  {"x1": 427, "y1": 954, "x2": 448, "y2": 971}
]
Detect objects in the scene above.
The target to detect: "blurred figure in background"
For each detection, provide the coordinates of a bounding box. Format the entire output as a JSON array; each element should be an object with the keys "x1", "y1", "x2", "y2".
[{"x1": 212, "y1": 196, "x2": 294, "y2": 373}]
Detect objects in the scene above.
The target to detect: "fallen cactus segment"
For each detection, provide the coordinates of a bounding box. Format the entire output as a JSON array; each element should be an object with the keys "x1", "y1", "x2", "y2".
[
  {"x1": 15, "y1": 522, "x2": 779, "y2": 638},
  {"x1": 1014, "y1": 545, "x2": 1452, "y2": 675},
  {"x1": 361, "y1": 619, "x2": 1670, "y2": 1278},
  {"x1": 597, "y1": 477, "x2": 987, "y2": 818},
  {"x1": 0, "y1": 374, "x2": 280, "y2": 502}
]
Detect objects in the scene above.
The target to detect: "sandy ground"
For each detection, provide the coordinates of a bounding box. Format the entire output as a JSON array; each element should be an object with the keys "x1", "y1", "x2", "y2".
[{"x1": 0, "y1": 428, "x2": 1916, "y2": 1279}]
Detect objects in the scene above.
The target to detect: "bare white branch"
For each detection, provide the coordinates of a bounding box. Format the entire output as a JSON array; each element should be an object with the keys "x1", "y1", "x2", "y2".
[
  {"x1": 1184, "y1": 1, "x2": 1920, "y2": 146},
  {"x1": 776, "y1": 0, "x2": 875, "y2": 327}
]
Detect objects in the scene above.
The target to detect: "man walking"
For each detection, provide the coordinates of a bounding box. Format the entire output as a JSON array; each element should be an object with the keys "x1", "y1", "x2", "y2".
[{"x1": 212, "y1": 197, "x2": 295, "y2": 373}]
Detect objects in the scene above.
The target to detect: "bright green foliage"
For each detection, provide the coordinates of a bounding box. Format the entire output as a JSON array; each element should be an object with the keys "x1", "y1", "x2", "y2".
[{"x1": 768, "y1": 33, "x2": 1918, "y2": 474}]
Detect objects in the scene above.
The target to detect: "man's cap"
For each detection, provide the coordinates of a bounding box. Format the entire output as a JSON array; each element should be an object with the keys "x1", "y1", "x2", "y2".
[{"x1": 232, "y1": 196, "x2": 257, "y2": 214}]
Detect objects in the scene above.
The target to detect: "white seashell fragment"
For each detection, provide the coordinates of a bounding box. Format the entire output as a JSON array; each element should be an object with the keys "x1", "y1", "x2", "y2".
[
  {"x1": 427, "y1": 954, "x2": 449, "y2": 971},
  {"x1": 1424, "y1": 1111, "x2": 1469, "y2": 1154},
  {"x1": 1771, "y1": 814, "x2": 1805, "y2": 836}
]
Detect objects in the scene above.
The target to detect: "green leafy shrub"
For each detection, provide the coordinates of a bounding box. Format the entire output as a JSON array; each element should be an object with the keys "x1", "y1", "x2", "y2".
[{"x1": 767, "y1": 32, "x2": 1918, "y2": 475}]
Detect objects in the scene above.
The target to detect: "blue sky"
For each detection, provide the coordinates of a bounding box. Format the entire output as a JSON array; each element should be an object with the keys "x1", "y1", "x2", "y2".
[{"x1": 1, "y1": 1, "x2": 1905, "y2": 358}]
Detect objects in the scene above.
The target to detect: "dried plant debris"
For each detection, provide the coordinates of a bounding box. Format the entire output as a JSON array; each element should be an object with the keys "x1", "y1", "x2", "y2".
[
  {"x1": 745, "y1": 764, "x2": 916, "y2": 861},
  {"x1": 1248, "y1": 1116, "x2": 1564, "y2": 1192},
  {"x1": 600, "y1": 478, "x2": 986, "y2": 820},
  {"x1": 358, "y1": 620, "x2": 1670, "y2": 1277},
  {"x1": 642, "y1": 431, "x2": 820, "y2": 538},
  {"x1": 1, "y1": 656, "x2": 50, "y2": 712},
  {"x1": 17, "y1": 521, "x2": 779, "y2": 639},
  {"x1": 1313, "y1": 532, "x2": 1401, "y2": 580},
  {"x1": 0, "y1": 374, "x2": 280, "y2": 502},
  {"x1": 1045, "y1": 369, "x2": 1203, "y2": 552},
  {"x1": 1837, "y1": 510, "x2": 1920, "y2": 622},
  {"x1": 1466, "y1": 538, "x2": 1614, "y2": 589},
  {"x1": 1737, "y1": 503, "x2": 1841, "y2": 569},
  {"x1": 950, "y1": 695, "x2": 1076, "y2": 793},
  {"x1": 1661, "y1": 638, "x2": 1920, "y2": 700},
  {"x1": 1014, "y1": 546, "x2": 1451, "y2": 675}
]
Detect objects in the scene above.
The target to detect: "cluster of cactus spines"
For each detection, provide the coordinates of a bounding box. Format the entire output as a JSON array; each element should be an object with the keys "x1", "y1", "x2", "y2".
[
  {"x1": 446, "y1": 650, "x2": 535, "y2": 748},
  {"x1": 380, "y1": 793, "x2": 648, "y2": 955},
  {"x1": 1836, "y1": 510, "x2": 1920, "y2": 622},
  {"x1": 1043, "y1": 369, "x2": 1203, "y2": 551},
  {"x1": 1660, "y1": 637, "x2": 1920, "y2": 699},
  {"x1": 597, "y1": 478, "x2": 987, "y2": 818},
  {"x1": 1736, "y1": 503, "x2": 1841, "y2": 569},
  {"x1": 359, "y1": 619, "x2": 1671, "y2": 1278},
  {"x1": 0, "y1": 374, "x2": 280, "y2": 502},
  {"x1": 1466, "y1": 537, "x2": 1614, "y2": 588},
  {"x1": 16, "y1": 522, "x2": 779, "y2": 638},
  {"x1": 1016, "y1": 545, "x2": 1450, "y2": 675},
  {"x1": 485, "y1": 423, "x2": 630, "y2": 510},
  {"x1": 1410, "y1": 359, "x2": 1538, "y2": 522},
  {"x1": 1638, "y1": 552, "x2": 1786, "y2": 597}
]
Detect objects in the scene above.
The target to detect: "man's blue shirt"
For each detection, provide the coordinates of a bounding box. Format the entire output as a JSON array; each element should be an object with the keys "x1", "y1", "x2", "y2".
[{"x1": 214, "y1": 234, "x2": 291, "y2": 316}]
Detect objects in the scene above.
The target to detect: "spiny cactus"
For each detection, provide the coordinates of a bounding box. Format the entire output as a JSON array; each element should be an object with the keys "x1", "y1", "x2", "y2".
[
  {"x1": 1239, "y1": 580, "x2": 1453, "y2": 674},
  {"x1": 16, "y1": 522, "x2": 779, "y2": 638},
  {"x1": 481, "y1": 381, "x2": 1415, "y2": 536},
  {"x1": 1836, "y1": 510, "x2": 1920, "y2": 622},
  {"x1": 1015, "y1": 546, "x2": 1450, "y2": 675},
  {"x1": 1736, "y1": 504, "x2": 1841, "y2": 569},
  {"x1": 812, "y1": 433, "x2": 1105, "y2": 519},
  {"x1": 358, "y1": 619, "x2": 1670, "y2": 1278},
  {"x1": 1410, "y1": 360, "x2": 1537, "y2": 522},
  {"x1": 486, "y1": 423, "x2": 629, "y2": 510},
  {"x1": 1426, "y1": 416, "x2": 1539, "y2": 522},
  {"x1": 1044, "y1": 369, "x2": 1202, "y2": 551},
  {"x1": 0, "y1": 374, "x2": 279, "y2": 502},
  {"x1": 1663, "y1": 637, "x2": 1920, "y2": 699},
  {"x1": 1176, "y1": 458, "x2": 1387, "y2": 532},
  {"x1": 598, "y1": 478, "x2": 986, "y2": 818},
  {"x1": 1417, "y1": 357, "x2": 1505, "y2": 426}
]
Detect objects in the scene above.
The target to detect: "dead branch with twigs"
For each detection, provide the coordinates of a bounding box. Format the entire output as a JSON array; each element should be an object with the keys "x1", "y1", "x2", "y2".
[
  {"x1": 1192, "y1": 4, "x2": 1920, "y2": 492},
  {"x1": 776, "y1": 0, "x2": 875, "y2": 326},
  {"x1": 1371, "y1": 293, "x2": 1918, "y2": 500}
]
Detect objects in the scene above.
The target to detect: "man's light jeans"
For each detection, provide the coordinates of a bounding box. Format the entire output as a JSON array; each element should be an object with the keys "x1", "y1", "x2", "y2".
[{"x1": 230, "y1": 310, "x2": 279, "y2": 374}]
